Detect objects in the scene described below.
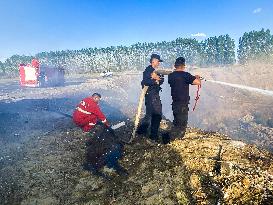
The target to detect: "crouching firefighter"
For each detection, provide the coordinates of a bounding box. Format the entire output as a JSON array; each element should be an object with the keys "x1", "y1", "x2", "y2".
[
  {"x1": 137, "y1": 54, "x2": 164, "y2": 142},
  {"x1": 73, "y1": 93, "x2": 128, "y2": 178},
  {"x1": 73, "y1": 93, "x2": 110, "y2": 132},
  {"x1": 168, "y1": 57, "x2": 201, "y2": 140}
]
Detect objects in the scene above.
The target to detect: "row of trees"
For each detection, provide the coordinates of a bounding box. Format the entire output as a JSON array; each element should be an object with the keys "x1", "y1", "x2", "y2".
[
  {"x1": 0, "y1": 28, "x2": 272, "y2": 75},
  {"x1": 238, "y1": 29, "x2": 273, "y2": 64}
]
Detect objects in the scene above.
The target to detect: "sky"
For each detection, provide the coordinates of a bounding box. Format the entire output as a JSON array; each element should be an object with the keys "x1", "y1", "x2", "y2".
[{"x1": 0, "y1": 0, "x2": 273, "y2": 61}]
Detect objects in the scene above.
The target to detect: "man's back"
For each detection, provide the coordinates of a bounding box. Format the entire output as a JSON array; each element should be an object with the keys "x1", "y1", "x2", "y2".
[
  {"x1": 77, "y1": 98, "x2": 102, "y2": 116},
  {"x1": 168, "y1": 71, "x2": 196, "y2": 104}
]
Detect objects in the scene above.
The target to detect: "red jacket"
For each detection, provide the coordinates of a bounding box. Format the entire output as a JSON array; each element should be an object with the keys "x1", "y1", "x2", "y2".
[{"x1": 73, "y1": 97, "x2": 107, "y2": 132}]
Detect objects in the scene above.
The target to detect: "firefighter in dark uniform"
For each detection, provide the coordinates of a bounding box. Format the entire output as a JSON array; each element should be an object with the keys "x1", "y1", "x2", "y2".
[
  {"x1": 137, "y1": 54, "x2": 164, "y2": 142},
  {"x1": 168, "y1": 57, "x2": 201, "y2": 140}
]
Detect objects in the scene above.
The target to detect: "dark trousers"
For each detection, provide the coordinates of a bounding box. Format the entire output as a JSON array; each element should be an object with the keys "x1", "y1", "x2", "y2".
[
  {"x1": 171, "y1": 103, "x2": 189, "y2": 140},
  {"x1": 137, "y1": 91, "x2": 162, "y2": 140}
]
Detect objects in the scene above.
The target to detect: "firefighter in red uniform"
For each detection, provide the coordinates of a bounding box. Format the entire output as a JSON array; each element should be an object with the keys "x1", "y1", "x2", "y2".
[
  {"x1": 74, "y1": 93, "x2": 128, "y2": 178},
  {"x1": 73, "y1": 93, "x2": 110, "y2": 132}
]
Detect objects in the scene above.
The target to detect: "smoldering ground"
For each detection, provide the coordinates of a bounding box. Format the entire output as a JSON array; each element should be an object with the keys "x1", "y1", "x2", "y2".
[
  {"x1": 1, "y1": 67, "x2": 272, "y2": 160},
  {"x1": 0, "y1": 66, "x2": 272, "y2": 204}
]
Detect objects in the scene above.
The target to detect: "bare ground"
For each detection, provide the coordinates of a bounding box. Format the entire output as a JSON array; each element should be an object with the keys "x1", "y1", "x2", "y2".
[{"x1": 0, "y1": 67, "x2": 272, "y2": 204}]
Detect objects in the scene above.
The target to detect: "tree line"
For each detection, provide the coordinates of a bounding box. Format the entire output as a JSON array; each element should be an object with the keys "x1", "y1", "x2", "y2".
[
  {"x1": 0, "y1": 28, "x2": 272, "y2": 76},
  {"x1": 238, "y1": 28, "x2": 273, "y2": 64}
]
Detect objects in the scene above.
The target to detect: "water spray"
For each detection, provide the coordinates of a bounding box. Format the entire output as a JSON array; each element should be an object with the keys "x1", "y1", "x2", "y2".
[{"x1": 201, "y1": 77, "x2": 273, "y2": 97}]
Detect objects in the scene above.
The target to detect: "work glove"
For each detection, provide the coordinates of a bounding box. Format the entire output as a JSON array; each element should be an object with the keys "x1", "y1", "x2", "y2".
[
  {"x1": 195, "y1": 75, "x2": 201, "y2": 79},
  {"x1": 104, "y1": 120, "x2": 110, "y2": 128},
  {"x1": 151, "y1": 72, "x2": 161, "y2": 81}
]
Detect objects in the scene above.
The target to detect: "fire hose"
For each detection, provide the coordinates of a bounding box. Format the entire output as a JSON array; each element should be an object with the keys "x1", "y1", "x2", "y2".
[
  {"x1": 192, "y1": 84, "x2": 201, "y2": 111},
  {"x1": 192, "y1": 76, "x2": 204, "y2": 111},
  {"x1": 130, "y1": 85, "x2": 149, "y2": 142}
]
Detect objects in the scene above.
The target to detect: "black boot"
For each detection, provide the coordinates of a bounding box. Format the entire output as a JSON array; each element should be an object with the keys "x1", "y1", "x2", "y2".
[
  {"x1": 170, "y1": 125, "x2": 186, "y2": 141},
  {"x1": 149, "y1": 134, "x2": 159, "y2": 142},
  {"x1": 136, "y1": 122, "x2": 149, "y2": 135},
  {"x1": 162, "y1": 132, "x2": 171, "y2": 144}
]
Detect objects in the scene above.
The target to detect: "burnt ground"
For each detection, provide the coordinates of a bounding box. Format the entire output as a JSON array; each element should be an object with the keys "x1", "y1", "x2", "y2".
[
  {"x1": 0, "y1": 75, "x2": 132, "y2": 172},
  {"x1": 0, "y1": 71, "x2": 273, "y2": 204},
  {"x1": 0, "y1": 120, "x2": 272, "y2": 205},
  {"x1": 1, "y1": 71, "x2": 272, "y2": 151}
]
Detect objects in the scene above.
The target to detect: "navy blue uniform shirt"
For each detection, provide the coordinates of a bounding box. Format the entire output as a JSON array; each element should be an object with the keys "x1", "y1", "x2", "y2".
[
  {"x1": 168, "y1": 71, "x2": 196, "y2": 104},
  {"x1": 141, "y1": 65, "x2": 164, "y2": 93}
]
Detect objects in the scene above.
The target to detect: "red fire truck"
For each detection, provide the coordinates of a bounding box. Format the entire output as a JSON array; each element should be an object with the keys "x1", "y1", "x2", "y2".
[{"x1": 19, "y1": 59, "x2": 65, "y2": 87}]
